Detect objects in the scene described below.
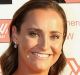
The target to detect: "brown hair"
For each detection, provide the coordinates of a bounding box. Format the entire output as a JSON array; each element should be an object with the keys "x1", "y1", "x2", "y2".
[{"x1": 1, "y1": 0, "x2": 67, "y2": 75}]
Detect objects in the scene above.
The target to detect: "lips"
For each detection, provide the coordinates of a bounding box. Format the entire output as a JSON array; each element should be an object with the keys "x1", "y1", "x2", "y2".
[{"x1": 32, "y1": 52, "x2": 52, "y2": 58}]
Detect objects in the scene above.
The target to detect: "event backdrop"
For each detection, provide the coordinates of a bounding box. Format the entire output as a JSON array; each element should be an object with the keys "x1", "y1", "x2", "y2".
[{"x1": 0, "y1": 0, "x2": 80, "y2": 75}]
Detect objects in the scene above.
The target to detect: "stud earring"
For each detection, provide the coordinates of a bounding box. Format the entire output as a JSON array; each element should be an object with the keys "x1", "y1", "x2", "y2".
[{"x1": 14, "y1": 42, "x2": 17, "y2": 48}]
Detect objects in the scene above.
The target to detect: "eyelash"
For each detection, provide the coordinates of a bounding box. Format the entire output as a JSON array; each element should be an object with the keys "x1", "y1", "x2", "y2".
[
  {"x1": 50, "y1": 35, "x2": 60, "y2": 40},
  {"x1": 28, "y1": 31, "x2": 39, "y2": 38}
]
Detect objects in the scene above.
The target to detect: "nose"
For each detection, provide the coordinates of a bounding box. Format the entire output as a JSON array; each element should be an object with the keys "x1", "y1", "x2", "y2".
[{"x1": 39, "y1": 36, "x2": 50, "y2": 51}]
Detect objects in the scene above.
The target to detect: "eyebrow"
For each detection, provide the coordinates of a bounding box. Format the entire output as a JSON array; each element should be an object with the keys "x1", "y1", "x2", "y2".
[
  {"x1": 50, "y1": 31, "x2": 63, "y2": 35},
  {"x1": 27, "y1": 28, "x2": 42, "y2": 32},
  {"x1": 26, "y1": 28, "x2": 63, "y2": 35}
]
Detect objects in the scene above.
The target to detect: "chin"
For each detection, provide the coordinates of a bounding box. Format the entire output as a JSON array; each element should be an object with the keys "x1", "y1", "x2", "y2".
[{"x1": 31, "y1": 63, "x2": 51, "y2": 73}]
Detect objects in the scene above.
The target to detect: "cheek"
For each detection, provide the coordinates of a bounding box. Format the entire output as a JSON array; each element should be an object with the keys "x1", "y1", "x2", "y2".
[
  {"x1": 19, "y1": 36, "x2": 38, "y2": 52},
  {"x1": 50, "y1": 45, "x2": 62, "y2": 66},
  {"x1": 51, "y1": 41, "x2": 63, "y2": 55},
  {"x1": 53, "y1": 47, "x2": 62, "y2": 55}
]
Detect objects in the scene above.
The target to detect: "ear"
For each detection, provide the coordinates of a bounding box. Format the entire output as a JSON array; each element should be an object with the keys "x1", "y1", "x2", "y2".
[{"x1": 12, "y1": 26, "x2": 19, "y2": 44}]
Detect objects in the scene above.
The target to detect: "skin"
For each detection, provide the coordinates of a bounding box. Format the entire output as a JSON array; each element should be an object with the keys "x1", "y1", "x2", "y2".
[{"x1": 12, "y1": 9, "x2": 64, "y2": 75}]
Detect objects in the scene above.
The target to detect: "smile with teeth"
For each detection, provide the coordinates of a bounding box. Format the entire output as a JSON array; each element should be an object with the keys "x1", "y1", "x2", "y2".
[{"x1": 32, "y1": 52, "x2": 51, "y2": 58}]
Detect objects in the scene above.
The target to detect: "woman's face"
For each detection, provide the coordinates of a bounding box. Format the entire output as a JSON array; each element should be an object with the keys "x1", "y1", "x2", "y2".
[{"x1": 13, "y1": 9, "x2": 64, "y2": 73}]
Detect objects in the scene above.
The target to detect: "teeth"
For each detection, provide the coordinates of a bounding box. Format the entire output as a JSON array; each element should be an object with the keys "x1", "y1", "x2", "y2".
[{"x1": 33, "y1": 52, "x2": 49, "y2": 58}]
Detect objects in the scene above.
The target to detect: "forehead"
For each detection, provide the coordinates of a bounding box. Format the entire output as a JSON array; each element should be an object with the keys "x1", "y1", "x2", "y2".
[{"x1": 22, "y1": 9, "x2": 63, "y2": 33}]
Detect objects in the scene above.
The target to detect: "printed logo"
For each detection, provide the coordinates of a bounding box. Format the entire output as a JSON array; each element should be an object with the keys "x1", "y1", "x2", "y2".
[
  {"x1": 67, "y1": 58, "x2": 80, "y2": 75},
  {"x1": 0, "y1": 19, "x2": 11, "y2": 42}
]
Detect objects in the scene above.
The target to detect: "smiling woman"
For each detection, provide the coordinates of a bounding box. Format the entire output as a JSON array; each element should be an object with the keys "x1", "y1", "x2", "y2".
[{"x1": 1, "y1": 0, "x2": 67, "y2": 75}]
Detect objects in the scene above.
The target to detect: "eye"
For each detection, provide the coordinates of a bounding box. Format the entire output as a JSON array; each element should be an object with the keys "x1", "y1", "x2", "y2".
[
  {"x1": 50, "y1": 35, "x2": 60, "y2": 40},
  {"x1": 28, "y1": 31, "x2": 39, "y2": 38}
]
